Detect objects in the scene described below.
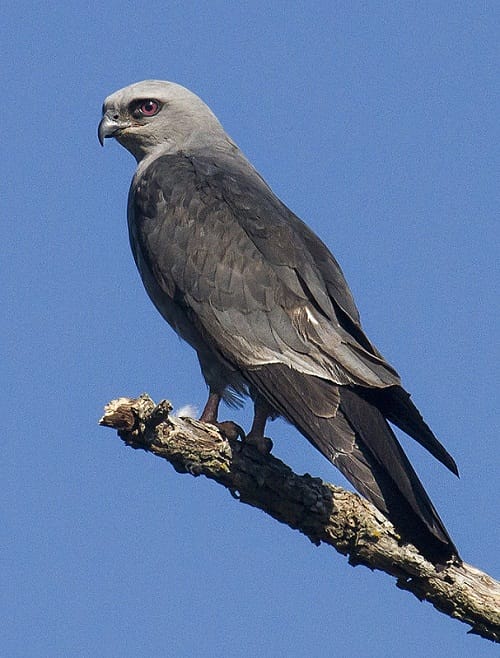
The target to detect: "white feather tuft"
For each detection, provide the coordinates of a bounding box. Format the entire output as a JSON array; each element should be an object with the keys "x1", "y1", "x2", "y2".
[{"x1": 172, "y1": 404, "x2": 199, "y2": 419}]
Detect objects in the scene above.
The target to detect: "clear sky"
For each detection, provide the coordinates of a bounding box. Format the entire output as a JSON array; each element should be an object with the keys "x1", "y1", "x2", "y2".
[{"x1": 2, "y1": 2, "x2": 498, "y2": 656}]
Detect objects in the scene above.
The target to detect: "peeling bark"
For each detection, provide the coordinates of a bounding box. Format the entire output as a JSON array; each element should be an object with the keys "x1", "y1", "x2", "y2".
[{"x1": 100, "y1": 394, "x2": 500, "y2": 642}]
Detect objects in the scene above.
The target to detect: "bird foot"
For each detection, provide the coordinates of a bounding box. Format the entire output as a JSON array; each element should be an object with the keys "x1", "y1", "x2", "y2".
[
  {"x1": 203, "y1": 420, "x2": 245, "y2": 441},
  {"x1": 244, "y1": 432, "x2": 274, "y2": 455},
  {"x1": 199, "y1": 413, "x2": 272, "y2": 453}
]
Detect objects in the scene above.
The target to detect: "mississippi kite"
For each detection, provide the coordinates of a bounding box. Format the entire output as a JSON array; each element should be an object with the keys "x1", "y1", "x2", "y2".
[{"x1": 99, "y1": 80, "x2": 459, "y2": 564}]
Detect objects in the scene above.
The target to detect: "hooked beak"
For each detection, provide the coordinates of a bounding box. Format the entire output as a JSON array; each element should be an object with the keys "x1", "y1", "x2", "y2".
[{"x1": 98, "y1": 114, "x2": 130, "y2": 146}]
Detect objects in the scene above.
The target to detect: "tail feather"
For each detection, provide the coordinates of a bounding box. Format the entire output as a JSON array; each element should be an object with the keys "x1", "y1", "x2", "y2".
[
  {"x1": 338, "y1": 388, "x2": 457, "y2": 560},
  {"x1": 245, "y1": 364, "x2": 458, "y2": 563}
]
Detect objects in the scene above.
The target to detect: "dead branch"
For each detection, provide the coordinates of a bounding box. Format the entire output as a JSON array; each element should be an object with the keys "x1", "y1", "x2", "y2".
[{"x1": 100, "y1": 394, "x2": 500, "y2": 642}]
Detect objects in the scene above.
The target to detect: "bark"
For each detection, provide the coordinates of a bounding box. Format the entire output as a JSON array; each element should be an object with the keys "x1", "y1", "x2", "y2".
[{"x1": 100, "y1": 394, "x2": 500, "y2": 642}]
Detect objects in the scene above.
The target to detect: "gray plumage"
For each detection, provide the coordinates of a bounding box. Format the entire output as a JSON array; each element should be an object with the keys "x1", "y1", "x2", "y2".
[{"x1": 99, "y1": 80, "x2": 459, "y2": 563}]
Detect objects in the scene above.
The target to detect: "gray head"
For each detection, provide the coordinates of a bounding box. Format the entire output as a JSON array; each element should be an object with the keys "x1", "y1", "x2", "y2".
[{"x1": 98, "y1": 80, "x2": 234, "y2": 162}]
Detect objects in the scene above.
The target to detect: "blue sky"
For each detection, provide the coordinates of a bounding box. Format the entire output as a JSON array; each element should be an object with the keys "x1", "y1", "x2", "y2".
[{"x1": 2, "y1": 2, "x2": 498, "y2": 656}]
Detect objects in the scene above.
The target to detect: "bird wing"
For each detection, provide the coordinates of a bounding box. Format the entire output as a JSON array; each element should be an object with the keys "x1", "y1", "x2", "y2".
[{"x1": 129, "y1": 152, "x2": 400, "y2": 390}]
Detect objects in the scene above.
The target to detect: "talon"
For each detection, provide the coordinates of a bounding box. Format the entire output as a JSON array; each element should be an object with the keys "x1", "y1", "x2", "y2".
[
  {"x1": 244, "y1": 433, "x2": 273, "y2": 455},
  {"x1": 206, "y1": 420, "x2": 245, "y2": 441}
]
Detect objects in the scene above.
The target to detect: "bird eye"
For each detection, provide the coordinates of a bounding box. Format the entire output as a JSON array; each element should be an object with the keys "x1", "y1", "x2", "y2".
[{"x1": 136, "y1": 100, "x2": 160, "y2": 117}]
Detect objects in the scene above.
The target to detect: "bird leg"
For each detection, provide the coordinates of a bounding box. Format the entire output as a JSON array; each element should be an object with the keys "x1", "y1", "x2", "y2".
[
  {"x1": 199, "y1": 390, "x2": 244, "y2": 440},
  {"x1": 199, "y1": 391, "x2": 221, "y2": 424},
  {"x1": 245, "y1": 396, "x2": 274, "y2": 454}
]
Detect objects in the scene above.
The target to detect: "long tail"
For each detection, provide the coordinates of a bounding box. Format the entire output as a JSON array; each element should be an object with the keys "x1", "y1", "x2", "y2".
[{"x1": 245, "y1": 364, "x2": 458, "y2": 564}]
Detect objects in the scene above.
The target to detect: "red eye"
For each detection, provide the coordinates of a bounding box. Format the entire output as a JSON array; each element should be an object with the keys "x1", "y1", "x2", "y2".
[{"x1": 139, "y1": 100, "x2": 160, "y2": 116}]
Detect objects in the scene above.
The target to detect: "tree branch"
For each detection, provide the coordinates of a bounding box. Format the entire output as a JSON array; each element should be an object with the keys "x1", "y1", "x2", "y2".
[{"x1": 100, "y1": 394, "x2": 500, "y2": 642}]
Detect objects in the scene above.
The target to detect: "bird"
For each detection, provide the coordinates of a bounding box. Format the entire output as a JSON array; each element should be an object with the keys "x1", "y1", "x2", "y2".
[{"x1": 99, "y1": 80, "x2": 460, "y2": 565}]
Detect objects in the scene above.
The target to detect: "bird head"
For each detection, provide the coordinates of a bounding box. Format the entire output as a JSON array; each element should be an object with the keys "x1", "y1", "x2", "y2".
[{"x1": 98, "y1": 80, "x2": 231, "y2": 162}]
